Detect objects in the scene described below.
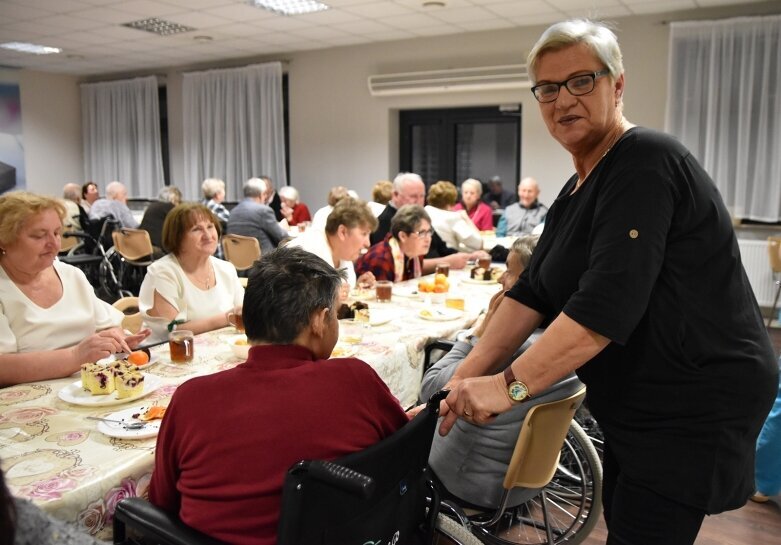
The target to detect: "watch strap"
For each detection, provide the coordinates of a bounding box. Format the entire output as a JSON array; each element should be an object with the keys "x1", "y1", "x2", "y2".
[{"x1": 503, "y1": 365, "x2": 515, "y2": 385}]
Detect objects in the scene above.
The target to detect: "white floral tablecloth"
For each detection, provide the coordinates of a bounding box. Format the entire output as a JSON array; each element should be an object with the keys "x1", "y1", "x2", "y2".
[{"x1": 0, "y1": 270, "x2": 499, "y2": 538}]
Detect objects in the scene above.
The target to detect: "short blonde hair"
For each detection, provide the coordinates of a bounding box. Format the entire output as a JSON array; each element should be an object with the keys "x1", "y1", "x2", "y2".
[
  {"x1": 511, "y1": 235, "x2": 540, "y2": 268},
  {"x1": 0, "y1": 192, "x2": 66, "y2": 248},
  {"x1": 427, "y1": 181, "x2": 458, "y2": 209},
  {"x1": 371, "y1": 180, "x2": 393, "y2": 205},
  {"x1": 201, "y1": 178, "x2": 225, "y2": 199},
  {"x1": 325, "y1": 197, "x2": 378, "y2": 235},
  {"x1": 162, "y1": 203, "x2": 221, "y2": 255},
  {"x1": 327, "y1": 186, "x2": 349, "y2": 207},
  {"x1": 527, "y1": 19, "x2": 623, "y2": 83}
]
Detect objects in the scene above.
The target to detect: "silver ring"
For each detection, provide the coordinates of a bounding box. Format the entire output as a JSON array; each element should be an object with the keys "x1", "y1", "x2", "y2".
[{"x1": 463, "y1": 409, "x2": 473, "y2": 417}]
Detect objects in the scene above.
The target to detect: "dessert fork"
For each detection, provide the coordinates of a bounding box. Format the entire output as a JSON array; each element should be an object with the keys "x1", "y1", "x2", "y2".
[{"x1": 86, "y1": 416, "x2": 145, "y2": 430}]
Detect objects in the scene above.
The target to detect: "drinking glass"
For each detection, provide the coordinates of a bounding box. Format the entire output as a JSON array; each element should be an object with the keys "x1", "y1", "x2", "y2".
[{"x1": 168, "y1": 330, "x2": 194, "y2": 363}]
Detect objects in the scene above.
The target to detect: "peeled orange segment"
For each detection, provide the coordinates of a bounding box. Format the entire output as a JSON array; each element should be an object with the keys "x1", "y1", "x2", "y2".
[{"x1": 139, "y1": 406, "x2": 166, "y2": 421}]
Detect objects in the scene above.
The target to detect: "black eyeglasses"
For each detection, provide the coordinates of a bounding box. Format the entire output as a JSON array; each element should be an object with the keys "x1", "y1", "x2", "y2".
[
  {"x1": 530, "y1": 70, "x2": 610, "y2": 103},
  {"x1": 410, "y1": 228, "x2": 434, "y2": 238}
]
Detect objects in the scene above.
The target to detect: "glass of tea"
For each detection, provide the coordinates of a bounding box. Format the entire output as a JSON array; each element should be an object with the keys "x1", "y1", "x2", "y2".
[
  {"x1": 375, "y1": 280, "x2": 393, "y2": 302},
  {"x1": 227, "y1": 310, "x2": 244, "y2": 332},
  {"x1": 169, "y1": 329, "x2": 194, "y2": 363},
  {"x1": 435, "y1": 263, "x2": 450, "y2": 277},
  {"x1": 477, "y1": 257, "x2": 492, "y2": 269}
]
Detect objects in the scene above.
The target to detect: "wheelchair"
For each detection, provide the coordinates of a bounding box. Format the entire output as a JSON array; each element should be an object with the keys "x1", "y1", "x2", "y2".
[
  {"x1": 435, "y1": 394, "x2": 602, "y2": 545},
  {"x1": 112, "y1": 391, "x2": 483, "y2": 545},
  {"x1": 58, "y1": 215, "x2": 129, "y2": 302}
]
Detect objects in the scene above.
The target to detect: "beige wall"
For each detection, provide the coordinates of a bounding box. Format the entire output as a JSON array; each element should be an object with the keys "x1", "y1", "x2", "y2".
[
  {"x1": 18, "y1": 71, "x2": 82, "y2": 196},
  {"x1": 279, "y1": 13, "x2": 671, "y2": 210},
  {"x1": 9, "y1": 1, "x2": 779, "y2": 207}
]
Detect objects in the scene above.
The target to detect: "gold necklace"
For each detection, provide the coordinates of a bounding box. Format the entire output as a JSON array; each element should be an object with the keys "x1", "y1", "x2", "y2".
[
  {"x1": 193, "y1": 266, "x2": 213, "y2": 289},
  {"x1": 575, "y1": 128, "x2": 625, "y2": 190}
]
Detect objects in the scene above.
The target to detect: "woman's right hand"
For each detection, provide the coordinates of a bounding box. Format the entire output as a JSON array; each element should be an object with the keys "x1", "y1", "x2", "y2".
[
  {"x1": 73, "y1": 328, "x2": 131, "y2": 363},
  {"x1": 439, "y1": 373, "x2": 513, "y2": 436}
]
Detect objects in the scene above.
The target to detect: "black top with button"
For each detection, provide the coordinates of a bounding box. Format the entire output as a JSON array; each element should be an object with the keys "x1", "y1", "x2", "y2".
[{"x1": 508, "y1": 127, "x2": 777, "y2": 513}]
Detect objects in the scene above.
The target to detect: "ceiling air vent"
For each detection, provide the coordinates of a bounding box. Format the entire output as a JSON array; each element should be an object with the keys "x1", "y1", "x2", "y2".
[{"x1": 368, "y1": 64, "x2": 530, "y2": 97}]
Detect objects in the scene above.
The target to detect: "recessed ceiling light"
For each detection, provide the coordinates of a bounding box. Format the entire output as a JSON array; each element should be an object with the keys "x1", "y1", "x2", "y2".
[
  {"x1": 0, "y1": 42, "x2": 62, "y2": 55},
  {"x1": 122, "y1": 17, "x2": 196, "y2": 36},
  {"x1": 247, "y1": 0, "x2": 330, "y2": 16}
]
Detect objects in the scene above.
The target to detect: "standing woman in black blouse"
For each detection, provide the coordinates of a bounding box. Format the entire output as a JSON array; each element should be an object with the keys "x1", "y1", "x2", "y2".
[{"x1": 439, "y1": 19, "x2": 777, "y2": 545}]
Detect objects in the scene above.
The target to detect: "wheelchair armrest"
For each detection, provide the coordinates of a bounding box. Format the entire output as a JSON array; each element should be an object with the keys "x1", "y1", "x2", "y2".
[
  {"x1": 423, "y1": 339, "x2": 456, "y2": 372},
  {"x1": 63, "y1": 230, "x2": 92, "y2": 241},
  {"x1": 290, "y1": 460, "x2": 375, "y2": 499},
  {"x1": 113, "y1": 497, "x2": 225, "y2": 545}
]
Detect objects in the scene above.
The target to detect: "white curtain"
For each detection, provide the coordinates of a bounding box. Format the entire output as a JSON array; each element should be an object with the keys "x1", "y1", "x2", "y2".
[
  {"x1": 182, "y1": 62, "x2": 287, "y2": 201},
  {"x1": 81, "y1": 76, "x2": 164, "y2": 199},
  {"x1": 665, "y1": 15, "x2": 781, "y2": 222}
]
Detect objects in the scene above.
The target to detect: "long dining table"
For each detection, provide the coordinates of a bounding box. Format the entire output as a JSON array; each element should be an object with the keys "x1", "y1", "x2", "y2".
[{"x1": 0, "y1": 268, "x2": 500, "y2": 539}]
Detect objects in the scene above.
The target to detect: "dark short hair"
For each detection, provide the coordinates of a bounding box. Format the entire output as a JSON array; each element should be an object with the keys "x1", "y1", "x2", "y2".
[
  {"x1": 161, "y1": 203, "x2": 221, "y2": 255},
  {"x1": 81, "y1": 182, "x2": 97, "y2": 199},
  {"x1": 390, "y1": 204, "x2": 430, "y2": 239},
  {"x1": 244, "y1": 246, "x2": 346, "y2": 344}
]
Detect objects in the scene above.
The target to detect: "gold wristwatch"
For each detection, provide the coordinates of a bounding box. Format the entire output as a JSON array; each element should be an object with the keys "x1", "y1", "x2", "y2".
[{"x1": 503, "y1": 366, "x2": 531, "y2": 403}]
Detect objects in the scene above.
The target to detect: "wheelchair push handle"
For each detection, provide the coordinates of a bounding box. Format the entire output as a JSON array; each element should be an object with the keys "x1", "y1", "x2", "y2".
[{"x1": 303, "y1": 460, "x2": 376, "y2": 499}]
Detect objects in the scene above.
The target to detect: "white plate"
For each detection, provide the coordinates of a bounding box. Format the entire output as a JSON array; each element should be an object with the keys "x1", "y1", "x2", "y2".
[
  {"x1": 419, "y1": 308, "x2": 464, "y2": 321},
  {"x1": 330, "y1": 344, "x2": 358, "y2": 358},
  {"x1": 341, "y1": 310, "x2": 396, "y2": 327},
  {"x1": 97, "y1": 352, "x2": 160, "y2": 369},
  {"x1": 94, "y1": 405, "x2": 163, "y2": 440},
  {"x1": 460, "y1": 276, "x2": 499, "y2": 285},
  {"x1": 58, "y1": 374, "x2": 162, "y2": 407},
  {"x1": 226, "y1": 334, "x2": 250, "y2": 359},
  {"x1": 393, "y1": 286, "x2": 419, "y2": 298}
]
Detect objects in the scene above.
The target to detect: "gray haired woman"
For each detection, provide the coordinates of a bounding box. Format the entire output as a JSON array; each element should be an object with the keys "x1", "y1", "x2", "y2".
[
  {"x1": 355, "y1": 204, "x2": 433, "y2": 283},
  {"x1": 440, "y1": 19, "x2": 776, "y2": 545}
]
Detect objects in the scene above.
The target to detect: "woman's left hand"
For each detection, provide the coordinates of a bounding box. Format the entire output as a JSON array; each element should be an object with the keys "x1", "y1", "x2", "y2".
[
  {"x1": 439, "y1": 373, "x2": 514, "y2": 436},
  {"x1": 357, "y1": 271, "x2": 376, "y2": 289},
  {"x1": 125, "y1": 328, "x2": 152, "y2": 349}
]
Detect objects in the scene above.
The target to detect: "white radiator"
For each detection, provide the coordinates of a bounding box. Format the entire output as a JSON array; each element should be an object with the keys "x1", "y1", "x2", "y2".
[{"x1": 738, "y1": 239, "x2": 776, "y2": 308}]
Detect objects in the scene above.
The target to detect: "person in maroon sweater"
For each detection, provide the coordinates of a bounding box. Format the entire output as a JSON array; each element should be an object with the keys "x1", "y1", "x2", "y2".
[{"x1": 148, "y1": 246, "x2": 408, "y2": 545}]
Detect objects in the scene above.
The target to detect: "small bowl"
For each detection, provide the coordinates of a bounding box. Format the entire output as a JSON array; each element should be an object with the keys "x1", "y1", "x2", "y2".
[{"x1": 227, "y1": 334, "x2": 250, "y2": 359}]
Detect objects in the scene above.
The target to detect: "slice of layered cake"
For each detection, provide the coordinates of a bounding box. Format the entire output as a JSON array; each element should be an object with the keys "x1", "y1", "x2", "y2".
[
  {"x1": 81, "y1": 363, "x2": 115, "y2": 395},
  {"x1": 115, "y1": 371, "x2": 145, "y2": 399}
]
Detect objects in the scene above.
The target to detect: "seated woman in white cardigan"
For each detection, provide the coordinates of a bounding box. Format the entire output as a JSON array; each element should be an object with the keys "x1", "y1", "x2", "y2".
[
  {"x1": 424, "y1": 181, "x2": 484, "y2": 253},
  {"x1": 139, "y1": 203, "x2": 244, "y2": 341}
]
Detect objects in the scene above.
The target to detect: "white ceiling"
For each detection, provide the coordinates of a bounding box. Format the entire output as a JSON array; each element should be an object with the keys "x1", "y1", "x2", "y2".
[{"x1": 0, "y1": 0, "x2": 775, "y2": 77}]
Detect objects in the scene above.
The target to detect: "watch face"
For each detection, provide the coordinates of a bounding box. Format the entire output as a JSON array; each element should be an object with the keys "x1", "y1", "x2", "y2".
[{"x1": 508, "y1": 381, "x2": 529, "y2": 402}]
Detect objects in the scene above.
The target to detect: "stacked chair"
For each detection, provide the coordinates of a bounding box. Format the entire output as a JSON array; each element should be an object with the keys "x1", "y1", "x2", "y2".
[{"x1": 109, "y1": 228, "x2": 155, "y2": 296}]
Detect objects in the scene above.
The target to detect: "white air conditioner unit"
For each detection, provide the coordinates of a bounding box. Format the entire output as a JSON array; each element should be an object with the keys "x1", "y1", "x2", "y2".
[{"x1": 368, "y1": 64, "x2": 530, "y2": 97}]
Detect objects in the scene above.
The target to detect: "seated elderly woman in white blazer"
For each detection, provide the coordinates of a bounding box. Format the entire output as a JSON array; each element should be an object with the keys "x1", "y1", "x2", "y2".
[
  {"x1": 424, "y1": 181, "x2": 483, "y2": 253},
  {"x1": 139, "y1": 203, "x2": 244, "y2": 341}
]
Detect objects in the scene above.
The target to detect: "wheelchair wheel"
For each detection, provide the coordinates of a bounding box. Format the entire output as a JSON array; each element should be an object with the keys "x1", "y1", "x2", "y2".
[
  {"x1": 435, "y1": 513, "x2": 483, "y2": 545},
  {"x1": 469, "y1": 421, "x2": 602, "y2": 545},
  {"x1": 574, "y1": 404, "x2": 604, "y2": 461},
  {"x1": 99, "y1": 249, "x2": 131, "y2": 302}
]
